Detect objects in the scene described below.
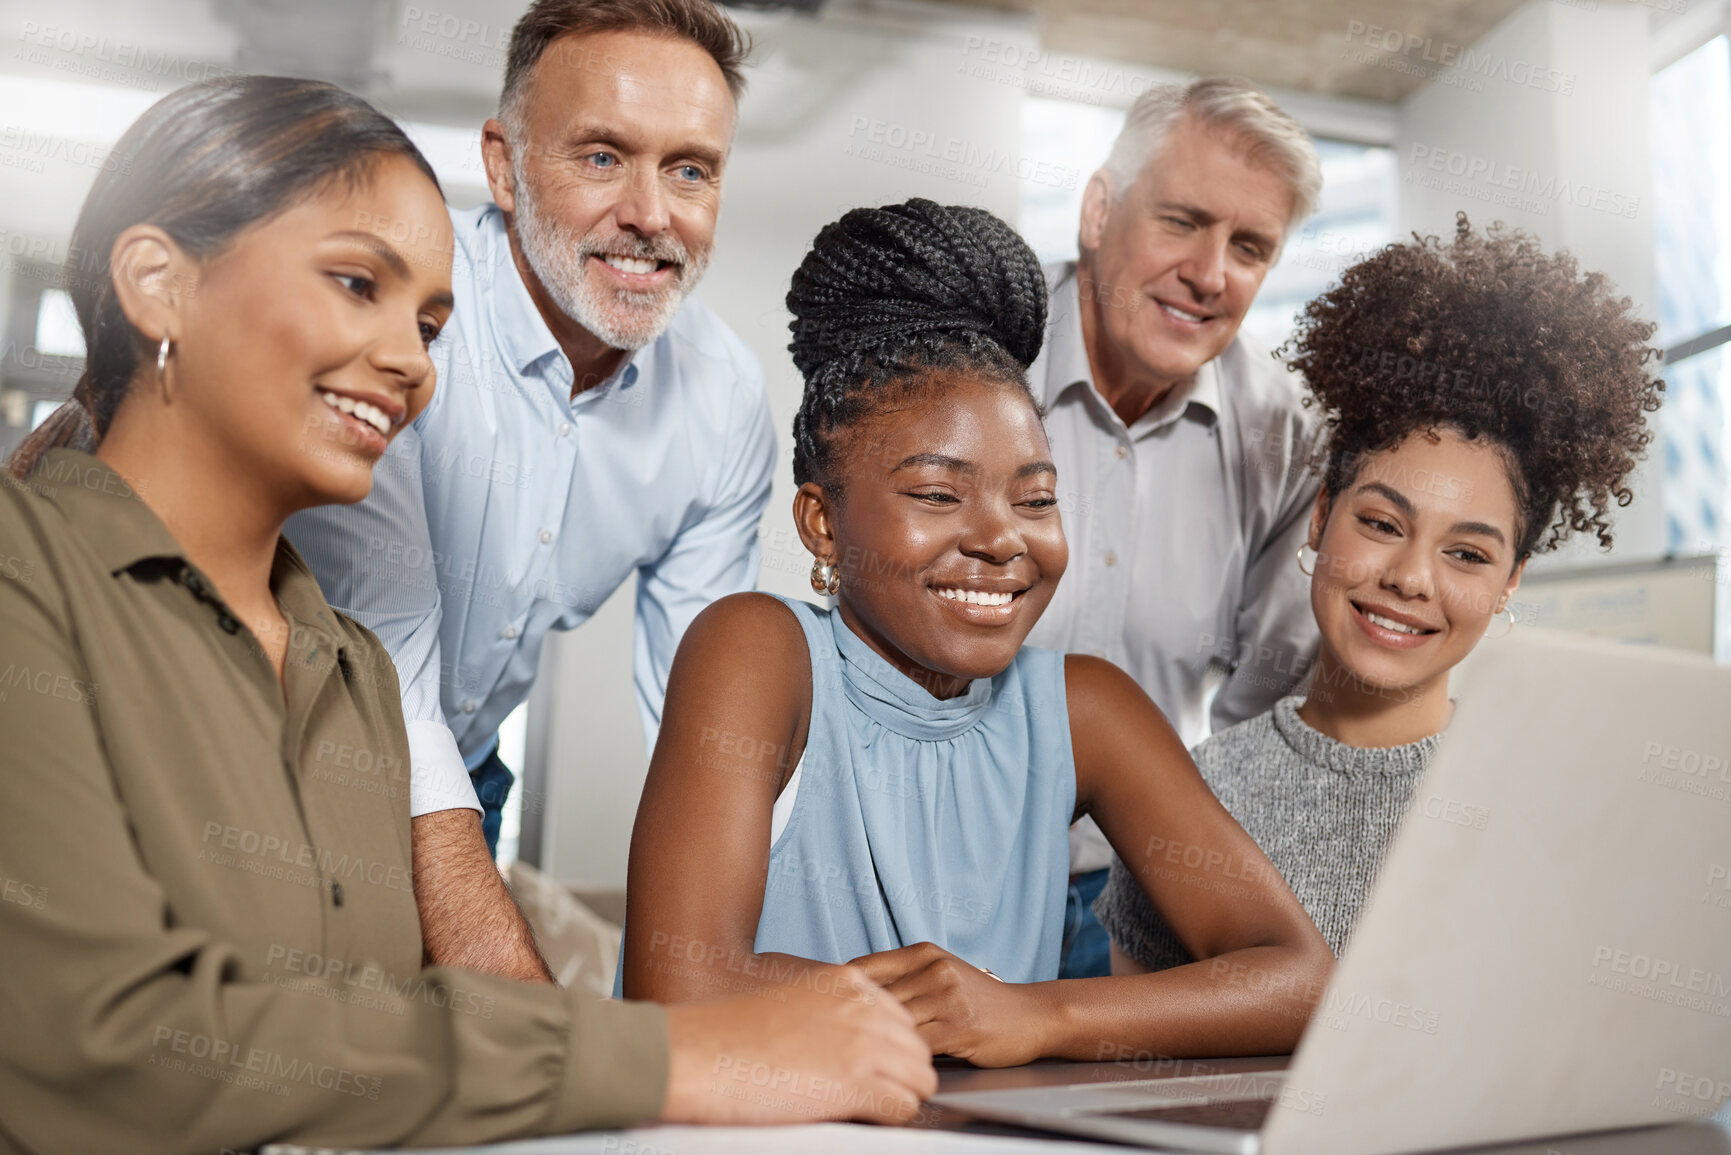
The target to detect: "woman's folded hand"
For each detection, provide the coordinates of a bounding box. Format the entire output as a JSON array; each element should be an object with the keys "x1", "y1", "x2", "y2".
[{"x1": 851, "y1": 942, "x2": 1059, "y2": 1068}]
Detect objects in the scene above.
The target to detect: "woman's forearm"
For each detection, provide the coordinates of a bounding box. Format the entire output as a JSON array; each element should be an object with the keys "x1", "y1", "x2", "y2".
[
  {"x1": 628, "y1": 939, "x2": 830, "y2": 1003},
  {"x1": 1039, "y1": 944, "x2": 1333, "y2": 1060}
]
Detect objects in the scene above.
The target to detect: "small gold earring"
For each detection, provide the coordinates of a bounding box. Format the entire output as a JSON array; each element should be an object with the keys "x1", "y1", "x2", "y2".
[
  {"x1": 1296, "y1": 545, "x2": 1316, "y2": 577},
  {"x1": 156, "y1": 334, "x2": 172, "y2": 376},
  {"x1": 809, "y1": 557, "x2": 839, "y2": 596}
]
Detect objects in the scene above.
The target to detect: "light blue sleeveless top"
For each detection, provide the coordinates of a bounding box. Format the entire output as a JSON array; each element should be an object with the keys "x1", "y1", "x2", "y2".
[{"x1": 753, "y1": 596, "x2": 1076, "y2": 983}]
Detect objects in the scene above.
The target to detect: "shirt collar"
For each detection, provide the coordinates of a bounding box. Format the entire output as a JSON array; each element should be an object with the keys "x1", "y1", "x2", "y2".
[
  {"x1": 29, "y1": 449, "x2": 182, "y2": 574},
  {"x1": 1042, "y1": 261, "x2": 1222, "y2": 430},
  {"x1": 30, "y1": 449, "x2": 350, "y2": 653},
  {"x1": 478, "y1": 204, "x2": 643, "y2": 393},
  {"x1": 1039, "y1": 262, "x2": 1093, "y2": 412},
  {"x1": 271, "y1": 537, "x2": 352, "y2": 656}
]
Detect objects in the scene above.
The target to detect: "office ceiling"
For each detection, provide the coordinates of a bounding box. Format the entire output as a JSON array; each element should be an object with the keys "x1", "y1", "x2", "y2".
[
  {"x1": 935, "y1": 0, "x2": 1533, "y2": 101},
  {"x1": 216, "y1": 0, "x2": 396, "y2": 90}
]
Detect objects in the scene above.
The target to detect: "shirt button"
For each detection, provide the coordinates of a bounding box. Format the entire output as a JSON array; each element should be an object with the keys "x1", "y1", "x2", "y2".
[
  {"x1": 1115, "y1": 445, "x2": 1128, "y2": 460},
  {"x1": 1103, "y1": 551, "x2": 1118, "y2": 567},
  {"x1": 331, "y1": 880, "x2": 344, "y2": 907},
  {"x1": 538, "y1": 529, "x2": 554, "y2": 544},
  {"x1": 558, "y1": 422, "x2": 571, "y2": 437},
  {"x1": 461, "y1": 699, "x2": 478, "y2": 714},
  {"x1": 502, "y1": 625, "x2": 517, "y2": 640}
]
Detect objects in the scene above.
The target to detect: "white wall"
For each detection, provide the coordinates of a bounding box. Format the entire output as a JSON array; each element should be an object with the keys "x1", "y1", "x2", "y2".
[
  {"x1": 536, "y1": 1, "x2": 1037, "y2": 885},
  {"x1": 1395, "y1": 0, "x2": 1663, "y2": 568}
]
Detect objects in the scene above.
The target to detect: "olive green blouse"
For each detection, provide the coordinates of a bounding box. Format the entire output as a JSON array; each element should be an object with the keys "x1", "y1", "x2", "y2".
[{"x1": 0, "y1": 450, "x2": 667, "y2": 1155}]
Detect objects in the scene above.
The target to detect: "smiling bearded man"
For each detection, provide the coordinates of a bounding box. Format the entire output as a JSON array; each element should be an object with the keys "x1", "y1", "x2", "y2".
[
  {"x1": 1023, "y1": 78, "x2": 1328, "y2": 980},
  {"x1": 286, "y1": 0, "x2": 774, "y2": 983}
]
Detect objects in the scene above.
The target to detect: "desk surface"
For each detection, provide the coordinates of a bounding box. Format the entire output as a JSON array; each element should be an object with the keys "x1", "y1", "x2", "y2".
[{"x1": 264, "y1": 1057, "x2": 1731, "y2": 1155}]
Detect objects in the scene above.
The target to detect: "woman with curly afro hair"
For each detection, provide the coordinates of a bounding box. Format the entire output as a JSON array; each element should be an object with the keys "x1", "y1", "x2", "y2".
[
  {"x1": 1096, "y1": 213, "x2": 1665, "y2": 975},
  {"x1": 623, "y1": 198, "x2": 1336, "y2": 1066}
]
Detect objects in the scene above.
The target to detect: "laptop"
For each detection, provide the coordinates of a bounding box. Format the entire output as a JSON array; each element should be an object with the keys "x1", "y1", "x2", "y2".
[{"x1": 933, "y1": 631, "x2": 1731, "y2": 1155}]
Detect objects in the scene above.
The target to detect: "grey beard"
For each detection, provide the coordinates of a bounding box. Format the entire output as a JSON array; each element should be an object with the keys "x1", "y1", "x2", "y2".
[{"x1": 511, "y1": 169, "x2": 710, "y2": 352}]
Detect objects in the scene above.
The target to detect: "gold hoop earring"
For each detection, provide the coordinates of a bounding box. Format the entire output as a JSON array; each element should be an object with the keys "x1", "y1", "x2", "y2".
[
  {"x1": 1485, "y1": 605, "x2": 1516, "y2": 639},
  {"x1": 1296, "y1": 545, "x2": 1316, "y2": 577},
  {"x1": 156, "y1": 334, "x2": 172, "y2": 376},
  {"x1": 809, "y1": 557, "x2": 839, "y2": 596}
]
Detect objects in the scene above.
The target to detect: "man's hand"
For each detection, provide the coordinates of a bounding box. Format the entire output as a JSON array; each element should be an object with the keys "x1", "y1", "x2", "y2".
[
  {"x1": 660, "y1": 963, "x2": 936, "y2": 1125},
  {"x1": 411, "y1": 808, "x2": 554, "y2": 984},
  {"x1": 851, "y1": 942, "x2": 1058, "y2": 1068}
]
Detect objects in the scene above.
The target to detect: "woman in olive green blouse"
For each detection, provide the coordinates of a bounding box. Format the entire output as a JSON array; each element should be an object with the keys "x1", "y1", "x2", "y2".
[{"x1": 0, "y1": 77, "x2": 932, "y2": 1155}]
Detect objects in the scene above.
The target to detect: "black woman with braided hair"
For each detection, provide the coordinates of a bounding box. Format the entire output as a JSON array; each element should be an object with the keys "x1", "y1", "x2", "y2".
[
  {"x1": 623, "y1": 198, "x2": 1334, "y2": 1067},
  {"x1": 0, "y1": 78, "x2": 935, "y2": 1149}
]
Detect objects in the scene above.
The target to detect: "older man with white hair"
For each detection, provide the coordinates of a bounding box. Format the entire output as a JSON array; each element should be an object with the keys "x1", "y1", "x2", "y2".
[{"x1": 1027, "y1": 78, "x2": 1327, "y2": 978}]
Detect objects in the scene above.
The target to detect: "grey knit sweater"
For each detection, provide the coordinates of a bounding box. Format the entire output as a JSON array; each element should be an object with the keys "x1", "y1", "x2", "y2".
[{"x1": 1093, "y1": 695, "x2": 1441, "y2": 967}]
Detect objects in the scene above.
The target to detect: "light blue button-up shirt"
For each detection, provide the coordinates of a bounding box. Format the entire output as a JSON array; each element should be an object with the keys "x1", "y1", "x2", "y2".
[{"x1": 287, "y1": 204, "x2": 777, "y2": 816}]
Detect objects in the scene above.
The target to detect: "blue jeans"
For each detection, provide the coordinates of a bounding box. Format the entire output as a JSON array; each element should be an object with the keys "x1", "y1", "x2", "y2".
[
  {"x1": 1059, "y1": 867, "x2": 1111, "y2": 978},
  {"x1": 469, "y1": 745, "x2": 514, "y2": 860}
]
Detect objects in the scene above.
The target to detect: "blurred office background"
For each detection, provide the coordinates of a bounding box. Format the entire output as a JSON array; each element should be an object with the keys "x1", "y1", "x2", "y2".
[{"x1": 0, "y1": 0, "x2": 1723, "y2": 882}]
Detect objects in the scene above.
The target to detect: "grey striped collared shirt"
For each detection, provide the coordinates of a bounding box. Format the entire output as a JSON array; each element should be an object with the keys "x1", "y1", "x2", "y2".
[{"x1": 1025, "y1": 263, "x2": 1325, "y2": 872}]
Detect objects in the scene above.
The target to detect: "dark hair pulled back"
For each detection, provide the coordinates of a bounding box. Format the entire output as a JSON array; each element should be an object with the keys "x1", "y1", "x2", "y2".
[{"x1": 7, "y1": 75, "x2": 440, "y2": 480}]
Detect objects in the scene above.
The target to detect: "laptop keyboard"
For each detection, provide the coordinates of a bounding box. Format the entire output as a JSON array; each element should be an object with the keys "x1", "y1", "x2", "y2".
[{"x1": 1090, "y1": 1096, "x2": 1276, "y2": 1129}]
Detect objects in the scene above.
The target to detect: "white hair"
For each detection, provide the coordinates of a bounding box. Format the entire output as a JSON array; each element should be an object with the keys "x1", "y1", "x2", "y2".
[{"x1": 1100, "y1": 77, "x2": 1322, "y2": 230}]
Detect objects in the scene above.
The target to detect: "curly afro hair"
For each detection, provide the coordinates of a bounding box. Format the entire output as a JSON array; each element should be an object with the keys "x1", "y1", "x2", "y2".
[
  {"x1": 1282, "y1": 213, "x2": 1664, "y2": 559},
  {"x1": 787, "y1": 198, "x2": 1048, "y2": 489}
]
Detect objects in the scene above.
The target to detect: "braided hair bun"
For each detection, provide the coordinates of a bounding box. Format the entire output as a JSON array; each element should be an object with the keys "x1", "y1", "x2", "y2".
[{"x1": 788, "y1": 198, "x2": 1047, "y2": 487}]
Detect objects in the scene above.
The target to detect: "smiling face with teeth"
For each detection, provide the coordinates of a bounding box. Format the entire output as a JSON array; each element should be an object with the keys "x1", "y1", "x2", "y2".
[
  {"x1": 792, "y1": 374, "x2": 1068, "y2": 700},
  {"x1": 482, "y1": 29, "x2": 732, "y2": 362},
  {"x1": 1076, "y1": 116, "x2": 1292, "y2": 418},
  {"x1": 1303, "y1": 428, "x2": 1527, "y2": 724},
  {"x1": 131, "y1": 153, "x2": 453, "y2": 511}
]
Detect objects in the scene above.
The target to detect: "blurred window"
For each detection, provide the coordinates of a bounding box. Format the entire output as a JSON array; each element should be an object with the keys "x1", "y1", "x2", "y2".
[{"x1": 1651, "y1": 35, "x2": 1731, "y2": 555}]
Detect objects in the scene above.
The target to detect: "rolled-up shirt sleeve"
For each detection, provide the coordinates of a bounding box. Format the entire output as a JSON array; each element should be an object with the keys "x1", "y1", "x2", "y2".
[
  {"x1": 630, "y1": 357, "x2": 777, "y2": 752},
  {"x1": 0, "y1": 535, "x2": 666, "y2": 1153},
  {"x1": 286, "y1": 425, "x2": 480, "y2": 817}
]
